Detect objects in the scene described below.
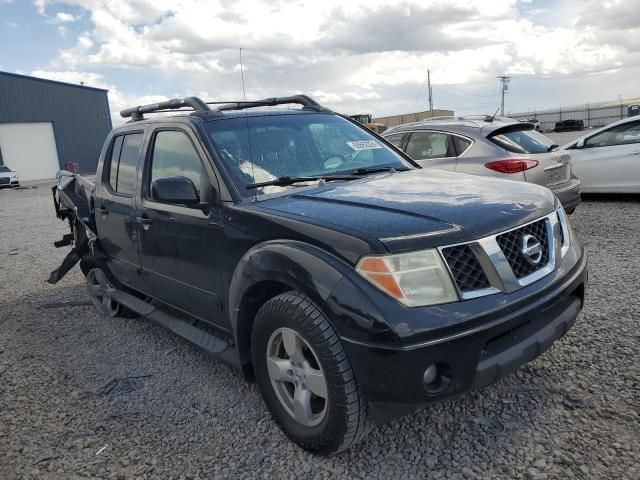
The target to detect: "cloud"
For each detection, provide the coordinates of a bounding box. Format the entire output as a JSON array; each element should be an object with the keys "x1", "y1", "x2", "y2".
[
  {"x1": 319, "y1": 3, "x2": 484, "y2": 54},
  {"x1": 55, "y1": 12, "x2": 78, "y2": 22},
  {"x1": 30, "y1": 0, "x2": 640, "y2": 117}
]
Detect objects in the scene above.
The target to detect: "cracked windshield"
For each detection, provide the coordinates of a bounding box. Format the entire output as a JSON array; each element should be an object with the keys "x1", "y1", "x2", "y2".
[{"x1": 206, "y1": 113, "x2": 409, "y2": 196}]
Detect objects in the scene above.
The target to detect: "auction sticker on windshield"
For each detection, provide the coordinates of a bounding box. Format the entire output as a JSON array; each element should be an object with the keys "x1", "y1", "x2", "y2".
[{"x1": 347, "y1": 140, "x2": 383, "y2": 151}]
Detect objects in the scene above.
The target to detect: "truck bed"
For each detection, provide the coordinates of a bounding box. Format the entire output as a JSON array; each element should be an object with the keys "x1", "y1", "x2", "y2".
[{"x1": 48, "y1": 171, "x2": 97, "y2": 284}]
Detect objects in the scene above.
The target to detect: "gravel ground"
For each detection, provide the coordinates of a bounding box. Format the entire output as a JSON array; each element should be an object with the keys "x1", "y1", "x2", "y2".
[{"x1": 1, "y1": 184, "x2": 639, "y2": 480}]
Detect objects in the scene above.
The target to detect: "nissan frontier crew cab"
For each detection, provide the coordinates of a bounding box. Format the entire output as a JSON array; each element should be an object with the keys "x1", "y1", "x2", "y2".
[{"x1": 49, "y1": 95, "x2": 587, "y2": 455}]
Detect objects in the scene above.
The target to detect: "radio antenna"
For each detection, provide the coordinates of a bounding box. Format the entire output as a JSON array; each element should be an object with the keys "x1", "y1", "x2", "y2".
[
  {"x1": 239, "y1": 47, "x2": 247, "y2": 101},
  {"x1": 239, "y1": 47, "x2": 255, "y2": 199}
]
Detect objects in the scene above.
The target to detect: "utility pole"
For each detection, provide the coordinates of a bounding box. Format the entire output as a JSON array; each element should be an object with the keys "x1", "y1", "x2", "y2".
[
  {"x1": 427, "y1": 69, "x2": 433, "y2": 117},
  {"x1": 497, "y1": 75, "x2": 511, "y2": 116}
]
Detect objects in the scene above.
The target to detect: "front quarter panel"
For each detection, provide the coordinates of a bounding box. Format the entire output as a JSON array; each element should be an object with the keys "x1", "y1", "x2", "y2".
[{"x1": 228, "y1": 241, "x2": 398, "y2": 364}]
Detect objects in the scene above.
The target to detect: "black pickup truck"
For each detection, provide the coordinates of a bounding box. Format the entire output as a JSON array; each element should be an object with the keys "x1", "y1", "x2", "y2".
[{"x1": 49, "y1": 95, "x2": 587, "y2": 454}]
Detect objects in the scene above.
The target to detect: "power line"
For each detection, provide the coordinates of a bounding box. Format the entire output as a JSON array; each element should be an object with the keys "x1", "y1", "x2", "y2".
[
  {"x1": 442, "y1": 84, "x2": 498, "y2": 98},
  {"x1": 432, "y1": 85, "x2": 497, "y2": 105},
  {"x1": 407, "y1": 75, "x2": 428, "y2": 113}
]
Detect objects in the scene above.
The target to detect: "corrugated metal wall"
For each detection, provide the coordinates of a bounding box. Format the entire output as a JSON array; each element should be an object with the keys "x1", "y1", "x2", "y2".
[{"x1": 0, "y1": 72, "x2": 112, "y2": 175}]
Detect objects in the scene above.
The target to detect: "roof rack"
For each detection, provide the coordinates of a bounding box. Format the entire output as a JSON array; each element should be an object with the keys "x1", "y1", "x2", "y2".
[
  {"x1": 120, "y1": 94, "x2": 329, "y2": 122},
  {"x1": 120, "y1": 96, "x2": 212, "y2": 121},
  {"x1": 217, "y1": 94, "x2": 329, "y2": 112}
]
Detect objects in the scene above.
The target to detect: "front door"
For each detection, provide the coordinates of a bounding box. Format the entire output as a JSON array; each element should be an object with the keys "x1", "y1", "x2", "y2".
[
  {"x1": 572, "y1": 119, "x2": 640, "y2": 192},
  {"x1": 137, "y1": 127, "x2": 224, "y2": 325},
  {"x1": 94, "y1": 132, "x2": 144, "y2": 287}
]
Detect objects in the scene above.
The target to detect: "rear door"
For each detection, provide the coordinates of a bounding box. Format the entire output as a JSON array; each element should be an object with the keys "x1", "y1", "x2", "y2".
[
  {"x1": 94, "y1": 131, "x2": 145, "y2": 287},
  {"x1": 569, "y1": 119, "x2": 640, "y2": 191},
  {"x1": 403, "y1": 130, "x2": 457, "y2": 171},
  {"x1": 137, "y1": 125, "x2": 225, "y2": 325}
]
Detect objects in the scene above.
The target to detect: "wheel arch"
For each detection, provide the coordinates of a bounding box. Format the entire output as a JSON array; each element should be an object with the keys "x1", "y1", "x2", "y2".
[{"x1": 228, "y1": 240, "x2": 349, "y2": 378}]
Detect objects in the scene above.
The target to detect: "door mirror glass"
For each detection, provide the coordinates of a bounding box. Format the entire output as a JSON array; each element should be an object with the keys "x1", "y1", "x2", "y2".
[{"x1": 151, "y1": 176, "x2": 200, "y2": 205}]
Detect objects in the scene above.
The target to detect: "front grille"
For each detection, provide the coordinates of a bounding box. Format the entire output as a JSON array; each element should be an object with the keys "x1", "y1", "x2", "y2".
[
  {"x1": 0, "y1": 177, "x2": 9, "y2": 185},
  {"x1": 496, "y1": 219, "x2": 549, "y2": 279},
  {"x1": 442, "y1": 244, "x2": 491, "y2": 292}
]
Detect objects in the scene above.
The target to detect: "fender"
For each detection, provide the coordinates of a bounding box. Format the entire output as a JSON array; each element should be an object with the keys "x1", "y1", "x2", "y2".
[
  {"x1": 229, "y1": 241, "x2": 347, "y2": 351},
  {"x1": 228, "y1": 239, "x2": 398, "y2": 368}
]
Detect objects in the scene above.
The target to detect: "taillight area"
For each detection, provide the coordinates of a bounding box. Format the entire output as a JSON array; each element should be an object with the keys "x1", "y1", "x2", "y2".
[{"x1": 485, "y1": 159, "x2": 539, "y2": 174}]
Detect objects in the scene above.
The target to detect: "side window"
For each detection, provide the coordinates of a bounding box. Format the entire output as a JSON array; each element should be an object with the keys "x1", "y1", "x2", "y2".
[
  {"x1": 405, "y1": 132, "x2": 454, "y2": 160},
  {"x1": 107, "y1": 135, "x2": 123, "y2": 190},
  {"x1": 117, "y1": 134, "x2": 143, "y2": 195},
  {"x1": 149, "y1": 130, "x2": 206, "y2": 201},
  {"x1": 106, "y1": 133, "x2": 142, "y2": 195},
  {"x1": 384, "y1": 133, "x2": 405, "y2": 149},
  {"x1": 453, "y1": 136, "x2": 472, "y2": 155},
  {"x1": 585, "y1": 120, "x2": 640, "y2": 148}
]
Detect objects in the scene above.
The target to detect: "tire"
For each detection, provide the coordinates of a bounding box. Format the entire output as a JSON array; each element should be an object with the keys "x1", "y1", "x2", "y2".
[{"x1": 251, "y1": 290, "x2": 372, "y2": 454}]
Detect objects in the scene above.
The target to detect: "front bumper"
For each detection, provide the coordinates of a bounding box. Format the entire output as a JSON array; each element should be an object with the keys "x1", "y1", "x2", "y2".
[{"x1": 341, "y1": 249, "x2": 587, "y2": 423}]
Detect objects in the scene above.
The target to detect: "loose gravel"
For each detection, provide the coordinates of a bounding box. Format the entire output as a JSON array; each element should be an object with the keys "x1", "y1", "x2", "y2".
[{"x1": 1, "y1": 184, "x2": 638, "y2": 480}]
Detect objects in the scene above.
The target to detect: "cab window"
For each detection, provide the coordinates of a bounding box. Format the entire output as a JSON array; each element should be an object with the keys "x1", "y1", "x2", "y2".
[
  {"x1": 106, "y1": 133, "x2": 143, "y2": 195},
  {"x1": 149, "y1": 130, "x2": 208, "y2": 201}
]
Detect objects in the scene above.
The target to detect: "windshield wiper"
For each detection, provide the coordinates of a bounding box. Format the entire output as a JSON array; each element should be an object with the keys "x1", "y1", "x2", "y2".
[
  {"x1": 547, "y1": 144, "x2": 559, "y2": 152},
  {"x1": 246, "y1": 175, "x2": 357, "y2": 190},
  {"x1": 349, "y1": 166, "x2": 401, "y2": 175}
]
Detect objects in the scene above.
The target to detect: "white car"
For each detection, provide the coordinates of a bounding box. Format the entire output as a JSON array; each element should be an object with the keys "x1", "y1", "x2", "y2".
[
  {"x1": 0, "y1": 165, "x2": 20, "y2": 188},
  {"x1": 562, "y1": 116, "x2": 640, "y2": 193}
]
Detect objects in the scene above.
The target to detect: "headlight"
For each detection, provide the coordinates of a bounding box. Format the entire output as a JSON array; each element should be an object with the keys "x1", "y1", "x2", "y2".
[
  {"x1": 557, "y1": 206, "x2": 572, "y2": 256},
  {"x1": 356, "y1": 249, "x2": 458, "y2": 307}
]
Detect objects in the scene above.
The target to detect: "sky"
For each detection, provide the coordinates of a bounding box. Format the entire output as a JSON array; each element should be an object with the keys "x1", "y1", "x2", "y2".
[{"x1": 1, "y1": 0, "x2": 639, "y2": 124}]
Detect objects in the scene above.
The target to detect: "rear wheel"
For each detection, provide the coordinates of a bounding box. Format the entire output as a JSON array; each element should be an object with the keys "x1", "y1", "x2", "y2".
[
  {"x1": 251, "y1": 291, "x2": 371, "y2": 454},
  {"x1": 86, "y1": 267, "x2": 138, "y2": 318}
]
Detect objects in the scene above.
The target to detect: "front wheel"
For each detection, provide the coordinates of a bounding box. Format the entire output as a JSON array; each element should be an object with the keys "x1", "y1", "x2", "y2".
[{"x1": 251, "y1": 291, "x2": 371, "y2": 455}]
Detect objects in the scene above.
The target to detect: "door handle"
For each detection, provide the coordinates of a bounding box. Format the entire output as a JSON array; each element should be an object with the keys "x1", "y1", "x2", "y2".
[
  {"x1": 629, "y1": 151, "x2": 640, "y2": 156},
  {"x1": 98, "y1": 206, "x2": 109, "y2": 216},
  {"x1": 136, "y1": 216, "x2": 152, "y2": 230}
]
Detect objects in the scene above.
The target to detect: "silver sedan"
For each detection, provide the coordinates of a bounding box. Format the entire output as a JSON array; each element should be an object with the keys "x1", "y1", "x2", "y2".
[
  {"x1": 383, "y1": 116, "x2": 581, "y2": 212},
  {"x1": 561, "y1": 116, "x2": 640, "y2": 193}
]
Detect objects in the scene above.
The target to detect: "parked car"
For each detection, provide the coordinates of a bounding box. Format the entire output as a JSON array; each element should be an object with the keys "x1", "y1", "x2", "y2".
[
  {"x1": 0, "y1": 165, "x2": 20, "y2": 187},
  {"x1": 383, "y1": 116, "x2": 581, "y2": 213},
  {"x1": 554, "y1": 119, "x2": 584, "y2": 132},
  {"x1": 562, "y1": 115, "x2": 640, "y2": 192},
  {"x1": 48, "y1": 95, "x2": 587, "y2": 454},
  {"x1": 520, "y1": 118, "x2": 542, "y2": 132}
]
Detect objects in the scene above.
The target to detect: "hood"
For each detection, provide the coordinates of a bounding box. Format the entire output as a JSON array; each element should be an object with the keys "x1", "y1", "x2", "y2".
[
  {"x1": 0, "y1": 171, "x2": 15, "y2": 178},
  {"x1": 256, "y1": 169, "x2": 557, "y2": 252}
]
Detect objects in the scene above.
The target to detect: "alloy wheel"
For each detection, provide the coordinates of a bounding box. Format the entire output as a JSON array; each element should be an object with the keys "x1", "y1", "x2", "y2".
[
  {"x1": 86, "y1": 268, "x2": 119, "y2": 317},
  {"x1": 265, "y1": 327, "x2": 328, "y2": 427}
]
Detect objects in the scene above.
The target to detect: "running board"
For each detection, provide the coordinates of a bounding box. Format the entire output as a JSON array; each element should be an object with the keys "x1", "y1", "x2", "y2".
[{"x1": 111, "y1": 289, "x2": 240, "y2": 366}]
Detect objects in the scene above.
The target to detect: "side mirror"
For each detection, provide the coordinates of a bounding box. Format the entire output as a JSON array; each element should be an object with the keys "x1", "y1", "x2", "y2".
[
  {"x1": 151, "y1": 176, "x2": 200, "y2": 205},
  {"x1": 575, "y1": 138, "x2": 586, "y2": 149}
]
